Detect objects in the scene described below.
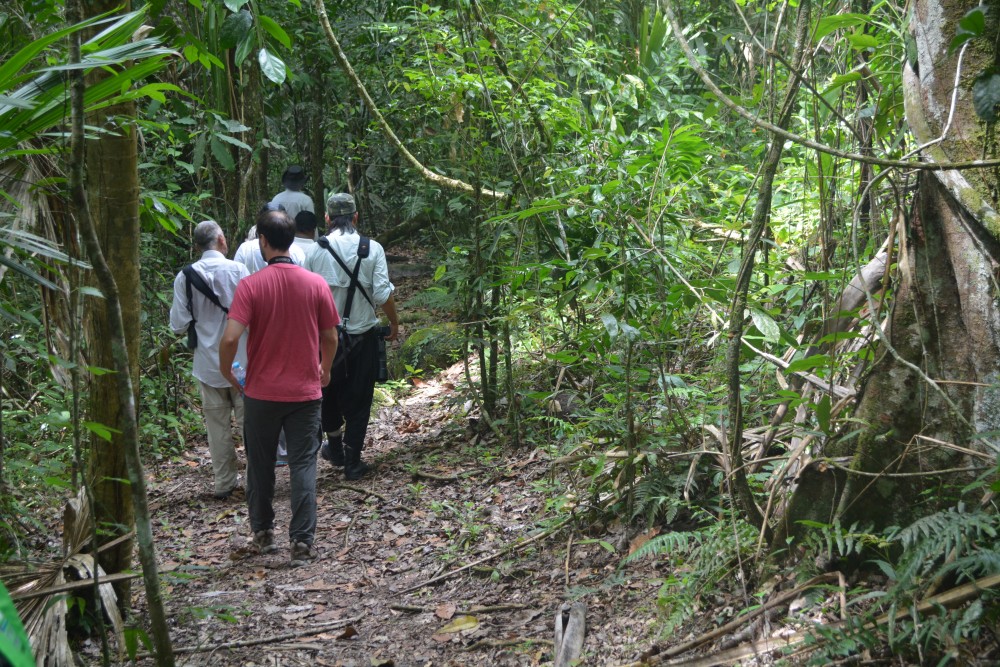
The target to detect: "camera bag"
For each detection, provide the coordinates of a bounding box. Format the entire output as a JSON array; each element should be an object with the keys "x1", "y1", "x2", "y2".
[{"x1": 182, "y1": 265, "x2": 229, "y2": 349}]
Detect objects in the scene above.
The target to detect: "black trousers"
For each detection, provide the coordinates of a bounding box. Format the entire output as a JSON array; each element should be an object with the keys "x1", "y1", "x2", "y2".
[{"x1": 322, "y1": 328, "x2": 378, "y2": 452}]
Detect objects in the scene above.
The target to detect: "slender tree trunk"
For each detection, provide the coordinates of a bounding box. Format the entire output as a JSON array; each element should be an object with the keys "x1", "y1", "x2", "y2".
[{"x1": 723, "y1": 0, "x2": 810, "y2": 534}]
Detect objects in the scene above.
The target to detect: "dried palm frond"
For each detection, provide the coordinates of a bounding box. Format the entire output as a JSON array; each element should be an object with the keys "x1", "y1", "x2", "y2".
[{"x1": 0, "y1": 488, "x2": 127, "y2": 667}]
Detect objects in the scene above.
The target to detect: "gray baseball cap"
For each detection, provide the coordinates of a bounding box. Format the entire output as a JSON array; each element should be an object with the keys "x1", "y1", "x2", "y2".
[{"x1": 326, "y1": 192, "x2": 356, "y2": 216}]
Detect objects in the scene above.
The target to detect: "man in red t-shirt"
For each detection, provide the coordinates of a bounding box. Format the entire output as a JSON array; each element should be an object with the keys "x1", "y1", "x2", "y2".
[{"x1": 219, "y1": 207, "x2": 339, "y2": 567}]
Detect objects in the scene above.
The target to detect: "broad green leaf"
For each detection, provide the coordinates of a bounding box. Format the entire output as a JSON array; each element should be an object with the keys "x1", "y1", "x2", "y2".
[
  {"x1": 601, "y1": 313, "x2": 620, "y2": 340},
  {"x1": 224, "y1": 0, "x2": 250, "y2": 11},
  {"x1": 258, "y1": 47, "x2": 286, "y2": 84},
  {"x1": 219, "y1": 118, "x2": 251, "y2": 133},
  {"x1": 750, "y1": 308, "x2": 780, "y2": 344},
  {"x1": 786, "y1": 354, "x2": 830, "y2": 373},
  {"x1": 210, "y1": 136, "x2": 235, "y2": 170},
  {"x1": 815, "y1": 395, "x2": 831, "y2": 433},
  {"x1": 259, "y1": 15, "x2": 292, "y2": 49},
  {"x1": 84, "y1": 420, "x2": 121, "y2": 441},
  {"x1": 847, "y1": 32, "x2": 879, "y2": 50},
  {"x1": 433, "y1": 264, "x2": 446, "y2": 281},
  {"x1": 235, "y1": 32, "x2": 256, "y2": 66},
  {"x1": 973, "y1": 72, "x2": 1000, "y2": 122},
  {"x1": 215, "y1": 133, "x2": 252, "y2": 151},
  {"x1": 220, "y1": 9, "x2": 252, "y2": 50},
  {"x1": 823, "y1": 71, "x2": 862, "y2": 94},
  {"x1": 813, "y1": 13, "x2": 869, "y2": 41}
]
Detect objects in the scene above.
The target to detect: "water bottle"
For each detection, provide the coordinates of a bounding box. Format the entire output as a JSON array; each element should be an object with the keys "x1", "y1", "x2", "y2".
[{"x1": 231, "y1": 361, "x2": 246, "y2": 387}]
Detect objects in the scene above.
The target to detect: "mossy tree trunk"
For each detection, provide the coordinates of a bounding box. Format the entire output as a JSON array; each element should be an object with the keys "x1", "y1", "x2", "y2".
[{"x1": 779, "y1": 0, "x2": 1000, "y2": 542}]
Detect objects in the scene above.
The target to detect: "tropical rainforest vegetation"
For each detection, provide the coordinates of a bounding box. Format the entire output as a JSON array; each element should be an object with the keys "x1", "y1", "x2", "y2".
[{"x1": 1, "y1": 0, "x2": 999, "y2": 664}]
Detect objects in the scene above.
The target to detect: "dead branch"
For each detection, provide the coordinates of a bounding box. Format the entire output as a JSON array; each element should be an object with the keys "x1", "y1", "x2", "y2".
[
  {"x1": 389, "y1": 603, "x2": 528, "y2": 614},
  {"x1": 138, "y1": 615, "x2": 363, "y2": 658},
  {"x1": 401, "y1": 518, "x2": 570, "y2": 594},
  {"x1": 616, "y1": 572, "x2": 1000, "y2": 667}
]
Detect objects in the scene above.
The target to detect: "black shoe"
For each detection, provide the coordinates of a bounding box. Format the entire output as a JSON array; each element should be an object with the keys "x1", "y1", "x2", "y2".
[
  {"x1": 320, "y1": 434, "x2": 345, "y2": 466},
  {"x1": 344, "y1": 461, "x2": 371, "y2": 481}
]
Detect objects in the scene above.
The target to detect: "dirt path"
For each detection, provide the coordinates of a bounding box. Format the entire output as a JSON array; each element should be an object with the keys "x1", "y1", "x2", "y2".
[
  {"x1": 119, "y1": 253, "x2": 663, "y2": 666},
  {"x1": 129, "y1": 360, "x2": 661, "y2": 666}
]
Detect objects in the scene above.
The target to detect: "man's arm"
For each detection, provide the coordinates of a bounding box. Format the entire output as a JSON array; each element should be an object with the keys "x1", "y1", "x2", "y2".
[
  {"x1": 168, "y1": 271, "x2": 191, "y2": 334},
  {"x1": 319, "y1": 326, "x2": 338, "y2": 387},
  {"x1": 219, "y1": 319, "x2": 247, "y2": 391},
  {"x1": 380, "y1": 294, "x2": 400, "y2": 341}
]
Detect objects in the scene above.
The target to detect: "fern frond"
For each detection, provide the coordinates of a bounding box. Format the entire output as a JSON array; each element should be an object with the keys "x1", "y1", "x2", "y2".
[{"x1": 624, "y1": 531, "x2": 698, "y2": 564}]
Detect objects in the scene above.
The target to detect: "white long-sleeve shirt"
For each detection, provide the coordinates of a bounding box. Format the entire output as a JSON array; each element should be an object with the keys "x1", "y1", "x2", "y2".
[
  {"x1": 233, "y1": 237, "x2": 305, "y2": 274},
  {"x1": 304, "y1": 229, "x2": 394, "y2": 334},
  {"x1": 169, "y1": 250, "x2": 249, "y2": 388}
]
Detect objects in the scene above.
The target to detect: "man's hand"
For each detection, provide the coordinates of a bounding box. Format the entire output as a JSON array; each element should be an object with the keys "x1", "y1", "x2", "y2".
[
  {"x1": 384, "y1": 321, "x2": 399, "y2": 341},
  {"x1": 320, "y1": 365, "x2": 332, "y2": 387}
]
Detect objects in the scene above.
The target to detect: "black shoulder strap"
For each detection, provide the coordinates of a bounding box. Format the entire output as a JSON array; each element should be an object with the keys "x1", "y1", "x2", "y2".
[
  {"x1": 183, "y1": 265, "x2": 229, "y2": 314},
  {"x1": 317, "y1": 236, "x2": 375, "y2": 319}
]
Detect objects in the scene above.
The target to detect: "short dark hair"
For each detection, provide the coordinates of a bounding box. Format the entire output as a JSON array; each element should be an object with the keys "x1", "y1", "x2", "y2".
[
  {"x1": 327, "y1": 213, "x2": 356, "y2": 234},
  {"x1": 255, "y1": 209, "x2": 295, "y2": 250},
  {"x1": 295, "y1": 210, "x2": 318, "y2": 235}
]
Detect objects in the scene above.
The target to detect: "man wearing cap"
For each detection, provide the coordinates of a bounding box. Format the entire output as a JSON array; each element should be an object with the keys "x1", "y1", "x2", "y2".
[
  {"x1": 270, "y1": 165, "x2": 315, "y2": 222},
  {"x1": 169, "y1": 220, "x2": 249, "y2": 500},
  {"x1": 306, "y1": 192, "x2": 399, "y2": 481}
]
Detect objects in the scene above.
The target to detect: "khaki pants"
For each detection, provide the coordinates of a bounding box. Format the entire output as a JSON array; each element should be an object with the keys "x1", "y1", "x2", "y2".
[{"x1": 198, "y1": 381, "x2": 244, "y2": 494}]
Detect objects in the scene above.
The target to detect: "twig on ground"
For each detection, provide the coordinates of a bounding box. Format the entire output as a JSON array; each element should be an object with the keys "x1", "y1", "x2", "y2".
[
  {"x1": 410, "y1": 469, "x2": 480, "y2": 481},
  {"x1": 401, "y1": 518, "x2": 570, "y2": 594},
  {"x1": 564, "y1": 531, "x2": 573, "y2": 589},
  {"x1": 462, "y1": 637, "x2": 553, "y2": 652},
  {"x1": 389, "y1": 603, "x2": 528, "y2": 614},
  {"x1": 329, "y1": 483, "x2": 391, "y2": 503},
  {"x1": 137, "y1": 615, "x2": 362, "y2": 658}
]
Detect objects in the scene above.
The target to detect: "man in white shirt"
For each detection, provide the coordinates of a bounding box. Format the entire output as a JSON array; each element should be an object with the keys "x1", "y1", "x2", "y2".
[
  {"x1": 269, "y1": 165, "x2": 314, "y2": 222},
  {"x1": 170, "y1": 220, "x2": 249, "y2": 499},
  {"x1": 234, "y1": 205, "x2": 306, "y2": 273},
  {"x1": 305, "y1": 193, "x2": 399, "y2": 480}
]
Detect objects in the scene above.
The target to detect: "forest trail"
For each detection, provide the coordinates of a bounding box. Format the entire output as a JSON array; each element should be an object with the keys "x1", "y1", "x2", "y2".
[{"x1": 126, "y1": 252, "x2": 662, "y2": 666}]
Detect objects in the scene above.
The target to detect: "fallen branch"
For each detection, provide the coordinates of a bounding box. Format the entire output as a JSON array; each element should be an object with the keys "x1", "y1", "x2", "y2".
[
  {"x1": 411, "y1": 469, "x2": 461, "y2": 482},
  {"x1": 138, "y1": 615, "x2": 363, "y2": 658},
  {"x1": 616, "y1": 573, "x2": 839, "y2": 666},
  {"x1": 389, "y1": 603, "x2": 528, "y2": 614},
  {"x1": 401, "y1": 518, "x2": 570, "y2": 594},
  {"x1": 618, "y1": 573, "x2": 1000, "y2": 666},
  {"x1": 463, "y1": 637, "x2": 554, "y2": 652}
]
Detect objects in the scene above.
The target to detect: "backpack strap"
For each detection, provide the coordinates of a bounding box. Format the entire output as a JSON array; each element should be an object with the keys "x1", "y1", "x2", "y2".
[
  {"x1": 183, "y1": 265, "x2": 229, "y2": 314},
  {"x1": 316, "y1": 236, "x2": 375, "y2": 320}
]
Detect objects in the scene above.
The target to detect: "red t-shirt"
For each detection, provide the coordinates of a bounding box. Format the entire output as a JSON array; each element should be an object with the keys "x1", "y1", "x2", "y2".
[{"x1": 228, "y1": 262, "x2": 340, "y2": 401}]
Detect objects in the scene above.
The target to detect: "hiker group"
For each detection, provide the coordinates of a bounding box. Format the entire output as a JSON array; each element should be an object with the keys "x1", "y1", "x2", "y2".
[{"x1": 168, "y1": 165, "x2": 399, "y2": 567}]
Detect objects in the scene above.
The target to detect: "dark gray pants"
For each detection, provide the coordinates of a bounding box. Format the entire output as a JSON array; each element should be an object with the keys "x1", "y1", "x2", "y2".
[{"x1": 243, "y1": 396, "x2": 322, "y2": 546}]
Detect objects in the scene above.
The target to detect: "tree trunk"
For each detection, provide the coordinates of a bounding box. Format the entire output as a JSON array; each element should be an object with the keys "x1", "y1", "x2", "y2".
[
  {"x1": 783, "y1": 0, "x2": 1000, "y2": 538},
  {"x1": 81, "y1": 0, "x2": 140, "y2": 590}
]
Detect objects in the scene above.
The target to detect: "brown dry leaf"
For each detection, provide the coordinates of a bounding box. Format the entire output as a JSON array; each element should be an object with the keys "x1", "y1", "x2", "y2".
[
  {"x1": 628, "y1": 528, "x2": 661, "y2": 556},
  {"x1": 431, "y1": 633, "x2": 453, "y2": 643},
  {"x1": 184, "y1": 460, "x2": 199, "y2": 467},
  {"x1": 411, "y1": 378, "x2": 427, "y2": 387},
  {"x1": 437, "y1": 615, "x2": 479, "y2": 634},
  {"x1": 435, "y1": 602, "x2": 457, "y2": 620},
  {"x1": 337, "y1": 625, "x2": 358, "y2": 640}
]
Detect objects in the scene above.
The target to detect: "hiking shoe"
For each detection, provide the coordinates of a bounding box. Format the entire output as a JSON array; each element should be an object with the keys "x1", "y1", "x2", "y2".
[
  {"x1": 275, "y1": 455, "x2": 288, "y2": 467},
  {"x1": 320, "y1": 441, "x2": 345, "y2": 467},
  {"x1": 344, "y1": 461, "x2": 371, "y2": 481},
  {"x1": 289, "y1": 541, "x2": 316, "y2": 567},
  {"x1": 213, "y1": 486, "x2": 236, "y2": 500},
  {"x1": 253, "y1": 529, "x2": 277, "y2": 554}
]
